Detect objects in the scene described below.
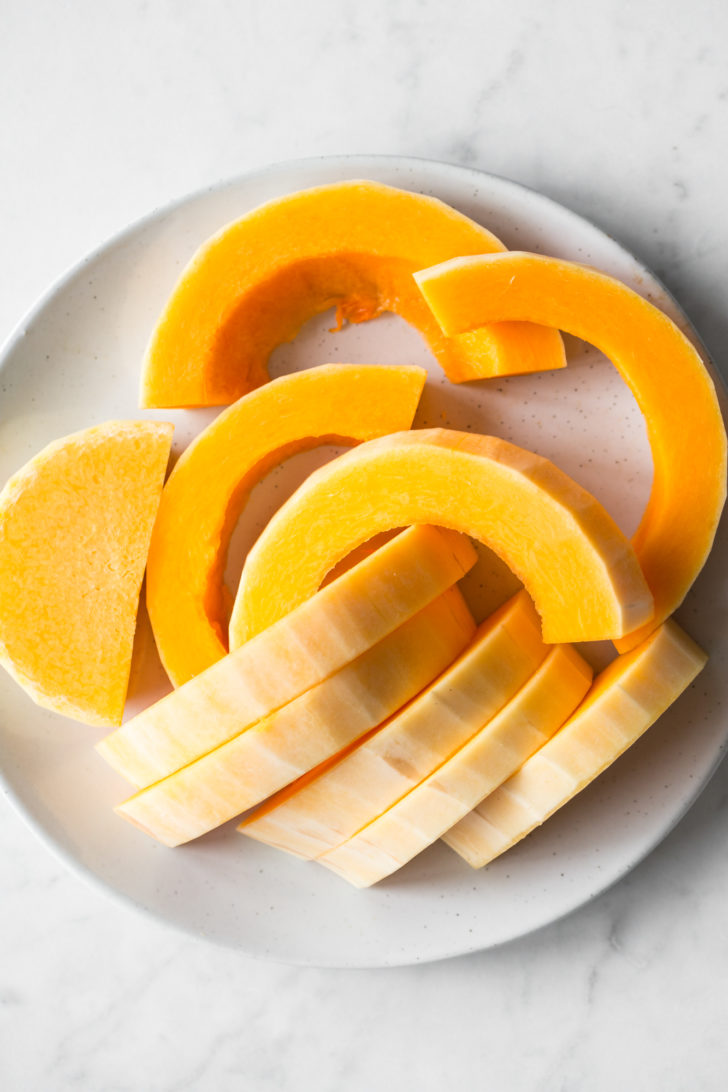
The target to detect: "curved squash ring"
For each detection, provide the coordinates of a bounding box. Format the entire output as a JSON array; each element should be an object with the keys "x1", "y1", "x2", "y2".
[
  {"x1": 146, "y1": 364, "x2": 426, "y2": 687},
  {"x1": 140, "y1": 180, "x2": 565, "y2": 408},
  {"x1": 229, "y1": 429, "x2": 654, "y2": 648},
  {"x1": 414, "y1": 252, "x2": 727, "y2": 649}
]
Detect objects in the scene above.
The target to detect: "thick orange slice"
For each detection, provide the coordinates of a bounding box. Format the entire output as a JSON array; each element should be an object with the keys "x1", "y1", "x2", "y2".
[
  {"x1": 140, "y1": 180, "x2": 565, "y2": 407},
  {"x1": 230, "y1": 429, "x2": 654, "y2": 647},
  {"x1": 146, "y1": 363, "x2": 426, "y2": 687},
  {"x1": 0, "y1": 421, "x2": 173, "y2": 726},
  {"x1": 415, "y1": 252, "x2": 727, "y2": 649}
]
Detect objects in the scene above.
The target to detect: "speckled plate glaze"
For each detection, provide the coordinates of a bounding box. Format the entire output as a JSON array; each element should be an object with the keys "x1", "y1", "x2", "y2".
[{"x1": 0, "y1": 156, "x2": 726, "y2": 967}]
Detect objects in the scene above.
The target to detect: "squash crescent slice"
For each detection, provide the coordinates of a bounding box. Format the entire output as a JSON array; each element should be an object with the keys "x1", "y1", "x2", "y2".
[
  {"x1": 319, "y1": 643, "x2": 593, "y2": 888},
  {"x1": 0, "y1": 420, "x2": 173, "y2": 727},
  {"x1": 415, "y1": 252, "x2": 728, "y2": 650},
  {"x1": 230, "y1": 428, "x2": 654, "y2": 648},
  {"x1": 238, "y1": 590, "x2": 549, "y2": 860},
  {"x1": 140, "y1": 180, "x2": 566, "y2": 407},
  {"x1": 98, "y1": 524, "x2": 477, "y2": 787},
  {"x1": 115, "y1": 587, "x2": 475, "y2": 847},
  {"x1": 146, "y1": 363, "x2": 426, "y2": 687},
  {"x1": 443, "y1": 619, "x2": 707, "y2": 868}
]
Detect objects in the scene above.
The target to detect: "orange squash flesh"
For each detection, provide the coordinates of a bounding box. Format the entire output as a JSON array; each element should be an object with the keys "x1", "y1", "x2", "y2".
[
  {"x1": 415, "y1": 252, "x2": 728, "y2": 650},
  {"x1": 145, "y1": 363, "x2": 426, "y2": 687},
  {"x1": 230, "y1": 428, "x2": 654, "y2": 648},
  {"x1": 0, "y1": 421, "x2": 173, "y2": 727},
  {"x1": 115, "y1": 587, "x2": 475, "y2": 847},
  {"x1": 98, "y1": 525, "x2": 477, "y2": 788},
  {"x1": 140, "y1": 180, "x2": 566, "y2": 408}
]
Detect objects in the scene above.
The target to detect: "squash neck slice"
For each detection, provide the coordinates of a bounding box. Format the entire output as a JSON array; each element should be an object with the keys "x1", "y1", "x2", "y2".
[
  {"x1": 238, "y1": 590, "x2": 550, "y2": 860},
  {"x1": 98, "y1": 524, "x2": 477, "y2": 787},
  {"x1": 444, "y1": 619, "x2": 707, "y2": 868},
  {"x1": 115, "y1": 587, "x2": 475, "y2": 847},
  {"x1": 318, "y1": 644, "x2": 593, "y2": 888}
]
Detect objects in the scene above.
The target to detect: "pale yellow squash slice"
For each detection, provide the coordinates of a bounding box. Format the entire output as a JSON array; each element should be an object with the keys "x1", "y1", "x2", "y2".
[
  {"x1": 0, "y1": 421, "x2": 173, "y2": 727},
  {"x1": 230, "y1": 429, "x2": 653, "y2": 648},
  {"x1": 319, "y1": 644, "x2": 593, "y2": 887},
  {"x1": 116, "y1": 587, "x2": 475, "y2": 846},
  {"x1": 97, "y1": 524, "x2": 476, "y2": 787},
  {"x1": 444, "y1": 619, "x2": 707, "y2": 868},
  {"x1": 239, "y1": 590, "x2": 548, "y2": 859}
]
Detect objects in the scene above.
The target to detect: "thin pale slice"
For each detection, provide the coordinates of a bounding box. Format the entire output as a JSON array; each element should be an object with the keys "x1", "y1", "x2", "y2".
[
  {"x1": 140, "y1": 179, "x2": 565, "y2": 407},
  {"x1": 444, "y1": 619, "x2": 707, "y2": 868},
  {"x1": 116, "y1": 587, "x2": 475, "y2": 846},
  {"x1": 239, "y1": 590, "x2": 548, "y2": 859},
  {"x1": 146, "y1": 363, "x2": 426, "y2": 687},
  {"x1": 319, "y1": 644, "x2": 593, "y2": 887},
  {"x1": 230, "y1": 428, "x2": 653, "y2": 648},
  {"x1": 415, "y1": 252, "x2": 727, "y2": 649},
  {"x1": 0, "y1": 420, "x2": 173, "y2": 727},
  {"x1": 97, "y1": 524, "x2": 477, "y2": 787}
]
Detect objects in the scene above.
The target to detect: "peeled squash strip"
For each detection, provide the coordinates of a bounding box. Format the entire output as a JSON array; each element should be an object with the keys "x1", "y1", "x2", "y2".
[
  {"x1": 98, "y1": 524, "x2": 476, "y2": 787},
  {"x1": 444, "y1": 619, "x2": 707, "y2": 868},
  {"x1": 0, "y1": 421, "x2": 172, "y2": 727},
  {"x1": 319, "y1": 644, "x2": 593, "y2": 887},
  {"x1": 116, "y1": 587, "x2": 475, "y2": 847},
  {"x1": 140, "y1": 179, "x2": 566, "y2": 407},
  {"x1": 230, "y1": 429, "x2": 653, "y2": 648},
  {"x1": 239, "y1": 590, "x2": 548, "y2": 859},
  {"x1": 146, "y1": 363, "x2": 426, "y2": 687},
  {"x1": 415, "y1": 252, "x2": 728, "y2": 650}
]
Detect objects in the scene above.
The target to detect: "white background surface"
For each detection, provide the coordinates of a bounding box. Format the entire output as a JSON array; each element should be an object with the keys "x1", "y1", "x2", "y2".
[{"x1": 2, "y1": 1, "x2": 727, "y2": 1089}]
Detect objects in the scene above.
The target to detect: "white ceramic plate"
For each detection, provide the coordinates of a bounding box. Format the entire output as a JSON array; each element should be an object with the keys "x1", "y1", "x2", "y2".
[{"x1": 0, "y1": 156, "x2": 726, "y2": 967}]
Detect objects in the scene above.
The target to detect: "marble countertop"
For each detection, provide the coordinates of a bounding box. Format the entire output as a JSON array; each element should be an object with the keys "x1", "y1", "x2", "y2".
[{"x1": 2, "y1": 1, "x2": 727, "y2": 1088}]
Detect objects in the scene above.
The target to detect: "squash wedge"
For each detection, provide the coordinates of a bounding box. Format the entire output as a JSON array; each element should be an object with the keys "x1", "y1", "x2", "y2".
[
  {"x1": 238, "y1": 590, "x2": 549, "y2": 860},
  {"x1": 115, "y1": 587, "x2": 475, "y2": 846},
  {"x1": 0, "y1": 421, "x2": 173, "y2": 727},
  {"x1": 140, "y1": 180, "x2": 565, "y2": 407},
  {"x1": 146, "y1": 363, "x2": 426, "y2": 686},
  {"x1": 415, "y1": 252, "x2": 728, "y2": 650},
  {"x1": 98, "y1": 524, "x2": 476, "y2": 787},
  {"x1": 319, "y1": 644, "x2": 593, "y2": 888},
  {"x1": 444, "y1": 619, "x2": 707, "y2": 868},
  {"x1": 230, "y1": 429, "x2": 654, "y2": 647}
]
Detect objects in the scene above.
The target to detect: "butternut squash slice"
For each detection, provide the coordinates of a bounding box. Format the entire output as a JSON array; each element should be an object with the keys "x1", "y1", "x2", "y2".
[
  {"x1": 145, "y1": 363, "x2": 426, "y2": 687},
  {"x1": 140, "y1": 180, "x2": 566, "y2": 407},
  {"x1": 415, "y1": 252, "x2": 728, "y2": 650},
  {"x1": 0, "y1": 421, "x2": 173, "y2": 727},
  {"x1": 115, "y1": 587, "x2": 475, "y2": 847},
  {"x1": 229, "y1": 429, "x2": 654, "y2": 648},
  {"x1": 238, "y1": 590, "x2": 549, "y2": 860},
  {"x1": 98, "y1": 524, "x2": 477, "y2": 787},
  {"x1": 443, "y1": 619, "x2": 706, "y2": 868},
  {"x1": 319, "y1": 644, "x2": 593, "y2": 888}
]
